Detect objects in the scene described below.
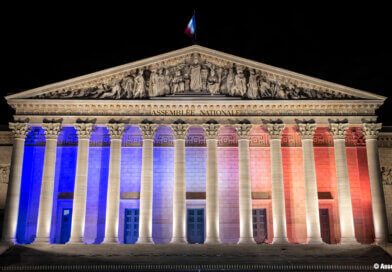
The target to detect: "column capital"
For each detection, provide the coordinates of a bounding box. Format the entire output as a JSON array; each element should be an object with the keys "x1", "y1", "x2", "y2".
[
  {"x1": 138, "y1": 123, "x2": 158, "y2": 140},
  {"x1": 362, "y1": 122, "x2": 382, "y2": 140},
  {"x1": 171, "y1": 123, "x2": 189, "y2": 140},
  {"x1": 42, "y1": 123, "x2": 62, "y2": 140},
  {"x1": 202, "y1": 123, "x2": 220, "y2": 140},
  {"x1": 106, "y1": 123, "x2": 125, "y2": 140},
  {"x1": 265, "y1": 123, "x2": 285, "y2": 140},
  {"x1": 9, "y1": 122, "x2": 30, "y2": 139},
  {"x1": 329, "y1": 122, "x2": 349, "y2": 139},
  {"x1": 74, "y1": 123, "x2": 95, "y2": 139},
  {"x1": 297, "y1": 123, "x2": 317, "y2": 140},
  {"x1": 234, "y1": 123, "x2": 253, "y2": 140}
]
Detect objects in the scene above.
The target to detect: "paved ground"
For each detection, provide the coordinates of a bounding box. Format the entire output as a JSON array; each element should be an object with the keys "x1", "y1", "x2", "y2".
[{"x1": 0, "y1": 243, "x2": 391, "y2": 268}]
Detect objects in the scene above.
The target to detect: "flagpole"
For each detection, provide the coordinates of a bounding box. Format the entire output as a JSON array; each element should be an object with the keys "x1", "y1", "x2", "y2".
[{"x1": 193, "y1": 9, "x2": 197, "y2": 45}]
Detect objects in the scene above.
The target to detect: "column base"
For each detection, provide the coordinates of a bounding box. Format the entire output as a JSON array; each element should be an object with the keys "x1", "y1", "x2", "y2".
[
  {"x1": 238, "y1": 237, "x2": 256, "y2": 244},
  {"x1": 136, "y1": 237, "x2": 154, "y2": 244},
  {"x1": 340, "y1": 237, "x2": 359, "y2": 245},
  {"x1": 67, "y1": 237, "x2": 85, "y2": 244},
  {"x1": 272, "y1": 237, "x2": 290, "y2": 245},
  {"x1": 102, "y1": 237, "x2": 119, "y2": 244},
  {"x1": 375, "y1": 238, "x2": 389, "y2": 246},
  {"x1": 205, "y1": 237, "x2": 221, "y2": 245},
  {"x1": 306, "y1": 237, "x2": 324, "y2": 245},
  {"x1": 170, "y1": 237, "x2": 188, "y2": 244},
  {"x1": 1, "y1": 238, "x2": 16, "y2": 245},
  {"x1": 32, "y1": 237, "x2": 51, "y2": 245}
]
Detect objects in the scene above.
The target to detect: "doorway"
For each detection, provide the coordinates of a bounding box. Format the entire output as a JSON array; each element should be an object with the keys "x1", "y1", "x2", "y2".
[
  {"x1": 253, "y1": 209, "x2": 268, "y2": 243},
  {"x1": 124, "y1": 208, "x2": 139, "y2": 244},
  {"x1": 187, "y1": 209, "x2": 204, "y2": 244},
  {"x1": 60, "y1": 208, "x2": 72, "y2": 244},
  {"x1": 319, "y1": 208, "x2": 331, "y2": 244}
]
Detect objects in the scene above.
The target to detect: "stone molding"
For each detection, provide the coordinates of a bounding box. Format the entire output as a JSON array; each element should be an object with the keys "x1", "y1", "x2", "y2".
[
  {"x1": 297, "y1": 123, "x2": 317, "y2": 140},
  {"x1": 171, "y1": 123, "x2": 189, "y2": 140},
  {"x1": 106, "y1": 123, "x2": 125, "y2": 140},
  {"x1": 362, "y1": 123, "x2": 382, "y2": 140},
  {"x1": 378, "y1": 132, "x2": 392, "y2": 148},
  {"x1": 138, "y1": 123, "x2": 158, "y2": 140},
  {"x1": 41, "y1": 123, "x2": 62, "y2": 140},
  {"x1": 329, "y1": 122, "x2": 349, "y2": 139},
  {"x1": 202, "y1": 123, "x2": 220, "y2": 139},
  {"x1": 0, "y1": 131, "x2": 13, "y2": 145},
  {"x1": 9, "y1": 122, "x2": 30, "y2": 139},
  {"x1": 234, "y1": 124, "x2": 253, "y2": 140},
  {"x1": 265, "y1": 123, "x2": 285, "y2": 140},
  {"x1": 74, "y1": 123, "x2": 95, "y2": 139}
]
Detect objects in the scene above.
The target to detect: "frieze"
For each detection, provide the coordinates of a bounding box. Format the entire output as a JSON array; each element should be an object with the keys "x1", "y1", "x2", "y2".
[
  {"x1": 31, "y1": 53, "x2": 358, "y2": 101},
  {"x1": 381, "y1": 166, "x2": 392, "y2": 185},
  {"x1": 0, "y1": 165, "x2": 10, "y2": 184},
  {"x1": 281, "y1": 133, "x2": 302, "y2": 147}
]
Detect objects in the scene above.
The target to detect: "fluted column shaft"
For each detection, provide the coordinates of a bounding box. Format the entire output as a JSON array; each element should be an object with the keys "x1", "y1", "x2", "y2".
[
  {"x1": 203, "y1": 123, "x2": 221, "y2": 244},
  {"x1": 137, "y1": 123, "x2": 157, "y2": 244},
  {"x1": 297, "y1": 123, "x2": 323, "y2": 244},
  {"x1": 103, "y1": 123, "x2": 125, "y2": 244},
  {"x1": 1, "y1": 123, "x2": 29, "y2": 244},
  {"x1": 68, "y1": 123, "x2": 94, "y2": 244},
  {"x1": 34, "y1": 123, "x2": 62, "y2": 244},
  {"x1": 235, "y1": 124, "x2": 255, "y2": 244},
  {"x1": 363, "y1": 123, "x2": 389, "y2": 244},
  {"x1": 170, "y1": 123, "x2": 189, "y2": 244},
  {"x1": 266, "y1": 123, "x2": 288, "y2": 244},
  {"x1": 330, "y1": 123, "x2": 357, "y2": 244}
]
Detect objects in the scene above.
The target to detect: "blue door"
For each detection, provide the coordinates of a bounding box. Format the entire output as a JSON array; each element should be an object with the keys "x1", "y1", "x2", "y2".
[
  {"x1": 60, "y1": 208, "x2": 72, "y2": 244},
  {"x1": 124, "y1": 209, "x2": 139, "y2": 244},
  {"x1": 187, "y1": 209, "x2": 204, "y2": 244}
]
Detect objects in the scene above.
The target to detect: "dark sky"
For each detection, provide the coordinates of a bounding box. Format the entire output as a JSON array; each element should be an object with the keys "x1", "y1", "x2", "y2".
[{"x1": 1, "y1": 5, "x2": 391, "y2": 126}]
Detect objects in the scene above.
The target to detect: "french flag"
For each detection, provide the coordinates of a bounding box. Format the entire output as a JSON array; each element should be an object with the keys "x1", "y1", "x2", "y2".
[{"x1": 184, "y1": 14, "x2": 196, "y2": 38}]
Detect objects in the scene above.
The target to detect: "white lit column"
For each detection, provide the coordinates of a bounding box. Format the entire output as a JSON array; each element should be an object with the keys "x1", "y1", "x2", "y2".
[
  {"x1": 170, "y1": 122, "x2": 189, "y2": 244},
  {"x1": 34, "y1": 122, "x2": 62, "y2": 244},
  {"x1": 266, "y1": 123, "x2": 289, "y2": 244},
  {"x1": 1, "y1": 122, "x2": 29, "y2": 244},
  {"x1": 103, "y1": 123, "x2": 125, "y2": 244},
  {"x1": 68, "y1": 123, "x2": 94, "y2": 244},
  {"x1": 363, "y1": 123, "x2": 389, "y2": 244},
  {"x1": 329, "y1": 122, "x2": 357, "y2": 244},
  {"x1": 203, "y1": 123, "x2": 221, "y2": 244},
  {"x1": 234, "y1": 123, "x2": 256, "y2": 244},
  {"x1": 137, "y1": 123, "x2": 157, "y2": 244},
  {"x1": 297, "y1": 122, "x2": 323, "y2": 244}
]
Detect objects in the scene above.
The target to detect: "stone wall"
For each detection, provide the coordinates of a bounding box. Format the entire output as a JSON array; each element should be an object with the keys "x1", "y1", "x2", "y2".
[{"x1": 0, "y1": 131, "x2": 13, "y2": 212}]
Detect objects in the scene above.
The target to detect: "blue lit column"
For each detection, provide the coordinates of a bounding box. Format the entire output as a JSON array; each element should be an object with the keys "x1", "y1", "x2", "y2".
[
  {"x1": 103, "y1": 123, "x2": 125, "y2": 244},
  {"x1": 1, "y1": 122, "x2": 29, "y2": 244},
  {"x1": 34, "y1": 122, "x2": 62, "y2": 244}
]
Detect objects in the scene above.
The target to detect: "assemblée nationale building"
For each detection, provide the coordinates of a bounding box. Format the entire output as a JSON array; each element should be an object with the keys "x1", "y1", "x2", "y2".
[{"x1": 0, "y1": 45, "x2": 391, "y2": 249}]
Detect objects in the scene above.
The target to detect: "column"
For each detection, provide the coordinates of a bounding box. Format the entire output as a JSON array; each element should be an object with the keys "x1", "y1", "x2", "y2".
[
  {"x1": 103, "y1": 123, "x2": 125, "y2": 244},
  {"x1": 1, "y1": 122, "x2": 29, "y2": 244},
  {"x1": 363, "y1": 123, "x2": 389, "y2": 244},
  {"x1": 234, "y1": 123, "x2": 256, "y2": 244},
  {"x1": 266, "y1": 123, "x2": 289, "y2": 244},
  {"x1": 34, "y1": 122, "x2": 62, "y2": 244},
  {"x1": 202, "y1": 123, "x2": 221, "y2": 244},
  {"x1": 137, "y1": 123, "x2": 157, "y2": 244},
  {"x1": 170, "y1": 122, "x2": 189, "y2": 244},
  {"x1": 329, "y1": 122, "x2": 357, "y2": 244},
  {"x1": 297, "y1": 122, "x2": 323, "y2": 244},
  {"x1": 68, "y1": 123, "x2": 94, "y2": 244}
]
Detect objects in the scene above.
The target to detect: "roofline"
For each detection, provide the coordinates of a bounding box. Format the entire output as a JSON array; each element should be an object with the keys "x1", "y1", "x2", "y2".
[{"x1": 5, "y1": 45, "x2": 387, "y2": 101}]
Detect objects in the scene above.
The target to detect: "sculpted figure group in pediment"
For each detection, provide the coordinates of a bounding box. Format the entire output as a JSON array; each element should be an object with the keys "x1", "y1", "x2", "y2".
[{"x1": 34, "y1": 53, "x2": 355, "y2": 100}]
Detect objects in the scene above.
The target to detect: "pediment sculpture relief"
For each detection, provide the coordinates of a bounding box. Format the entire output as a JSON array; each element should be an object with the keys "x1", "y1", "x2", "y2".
[{"x1": 34, "y1": 53, "x2": 357, "y2": 100}]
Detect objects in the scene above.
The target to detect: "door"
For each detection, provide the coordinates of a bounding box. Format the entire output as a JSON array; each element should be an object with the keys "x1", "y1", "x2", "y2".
[
  {"x1": 253, "y1": 209, "x2": 268, "y2": 243},
  {"x1": 124, "y1": 209, "x2": 139, "y2": 244},
  {"x1": 60, "y1": 208, "x2": 72, "y2": 244},
  {"x1": 187, "y1": 209, "x2": 204, "y2": 244},
  {"x1": 319, "y1": 208, "x2": 331, "y2": 244}
]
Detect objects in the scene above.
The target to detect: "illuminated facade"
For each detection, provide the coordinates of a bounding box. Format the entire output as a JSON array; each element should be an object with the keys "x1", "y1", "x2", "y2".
[{"x1": 1, "y1": 46, "x2": 390, "y2": 246}]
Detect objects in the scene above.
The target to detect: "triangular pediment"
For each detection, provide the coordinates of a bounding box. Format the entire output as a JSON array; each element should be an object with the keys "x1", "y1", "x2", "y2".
[{"x1": 5, "y1": 45, "x2": 385, "y2": 101}]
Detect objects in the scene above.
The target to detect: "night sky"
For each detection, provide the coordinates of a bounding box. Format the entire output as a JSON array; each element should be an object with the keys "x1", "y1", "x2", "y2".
[{"x1": 1, "y1": 5, "x2": 390, "y2": 126}]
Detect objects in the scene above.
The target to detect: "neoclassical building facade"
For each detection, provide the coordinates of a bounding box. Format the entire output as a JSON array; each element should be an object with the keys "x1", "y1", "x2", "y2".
[{"x1": 1, "y1": 46, "x2": 391, "y2": 246}]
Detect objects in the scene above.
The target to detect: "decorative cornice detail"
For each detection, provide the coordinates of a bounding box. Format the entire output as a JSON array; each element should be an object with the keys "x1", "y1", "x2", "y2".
[
  {"x1": 297, "y1": 123, "x2": 317, "y2": 140},
  {"x1": 9, "y1": 122, "x2": 30, "y2": 139},
  {"x1": 202, "y1": 123, "x2": 220, "y2": 139},
  {"x1": 138, "y1": 123, "x2": 158, "y2": 140},
  {"x1": 41, "y1": 123, "x2": 62, "y2": 140},
  {"x1": 362, "y1": 123, "x2": 382, "y2": 140},
  {"x1": 265, "y1": 123, "x2": 285, "y2": 140},
  {"x1": 234, "y1": 124, "x2": 253, "y2": 140},
  {"x1": 106, "y1": 123, "x2": 125, "y2": 140},
  {"x1": 329, "y1": 122, "x2": 349, "y2": 139},
  {"x1": 171, "y1": 123, "x2": 189, "y2": 140},
  {"x1": 74, "y1": 123, "x2": 95, "y2": 139}
]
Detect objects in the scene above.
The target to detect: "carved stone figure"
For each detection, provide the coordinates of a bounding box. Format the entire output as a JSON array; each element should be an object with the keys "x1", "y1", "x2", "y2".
[
  {"x1": 122, "y1": 75, "x2": 134, "y2": 99},
  {"x1": 149, "y1": 67, "x2": 159, "y2": 97},
  {"x1": 133, "y1": 69, "x2": 146, "y2": 98},
  {"x1": 226, "y1": 67, "x2": 235, "y2": 96},
  {"x1": 207, "y1": 67, "x2": 220, "y2": 95},
  {"x1": 247, "y1": 69, "x2": 258, "y2": 99},
  {"x1": 190, "y1": 54, "x2": 202, "y2": 92},
  {"x1": 172, "y1": 68, "x2": 185, "y2": 94},
  {"x1": 232, "y1": 66, "x2": 247, "y2": 96},
  {"x1": 164, "y1": 69, "x2": 172, "y2": 95}
]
